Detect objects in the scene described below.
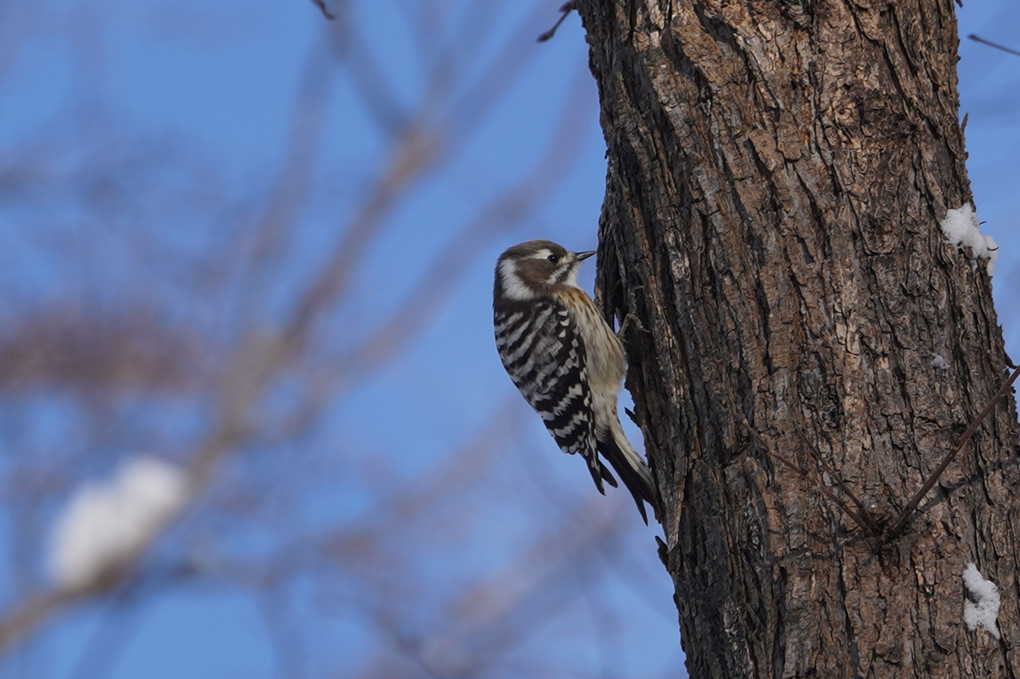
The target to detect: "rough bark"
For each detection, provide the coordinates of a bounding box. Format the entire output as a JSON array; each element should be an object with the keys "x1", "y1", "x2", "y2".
[{"x1": 578, "y1": 0, "x2": 1020, "y2": 677}]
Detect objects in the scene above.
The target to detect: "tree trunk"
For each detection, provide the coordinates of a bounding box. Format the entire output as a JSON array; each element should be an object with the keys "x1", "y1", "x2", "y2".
[{"x1": 578, "y1": 0, "x2": 1020, "y2": 677}]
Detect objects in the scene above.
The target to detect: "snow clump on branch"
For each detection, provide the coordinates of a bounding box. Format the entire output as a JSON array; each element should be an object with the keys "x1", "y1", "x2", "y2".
[{"x1": 49, "y1": 456, "x2": 187, "y2": 588}]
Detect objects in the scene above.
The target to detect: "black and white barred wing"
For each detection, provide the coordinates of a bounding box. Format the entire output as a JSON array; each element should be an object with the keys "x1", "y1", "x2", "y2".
[{"x1": 494, "y1": 300, "x2": 617, "y2": 492}]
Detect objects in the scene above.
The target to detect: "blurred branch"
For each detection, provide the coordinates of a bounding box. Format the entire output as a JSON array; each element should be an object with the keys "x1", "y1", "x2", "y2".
[
  {"x1": 355, "y1": 500, "x2": 629, "y2": 677},
  {"x1": 0, "y1": 2, "x2": 660, "y2": 676},
  {"x1": 0, "y1": 564, "x2": 131, "y2": 654},
  {"x1": 230, "y1": 48, "x2": 332, "y2": 329},
  {"x1": 0, "y1": 309, "x2": 201, "y2": 393},
  {"x1": 328, "y1": 11, "x2": 410, "y2": 132},
  {"x1": 330, "y1": 63, "x2": 596, "y2": 380}
]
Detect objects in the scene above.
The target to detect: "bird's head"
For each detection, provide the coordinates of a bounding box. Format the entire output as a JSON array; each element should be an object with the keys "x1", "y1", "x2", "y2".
[{"x1": 494, "y1": 240, "x2": 595, "y2": 302}]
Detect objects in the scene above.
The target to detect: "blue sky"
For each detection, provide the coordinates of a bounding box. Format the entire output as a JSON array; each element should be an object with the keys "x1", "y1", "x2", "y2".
[{"x1": 0, "y1": 1, "x2": 1018, "y2": 678}]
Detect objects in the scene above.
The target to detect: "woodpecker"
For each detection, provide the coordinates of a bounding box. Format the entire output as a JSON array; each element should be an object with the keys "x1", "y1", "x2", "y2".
[{"x1": 493, "y1": 239, "x2": 659, "y2": 522}]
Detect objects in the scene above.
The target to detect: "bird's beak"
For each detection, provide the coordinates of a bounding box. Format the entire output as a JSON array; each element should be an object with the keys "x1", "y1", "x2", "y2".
[{"x1": 574, "y1": 250, "x2": 596, "y2": 262}]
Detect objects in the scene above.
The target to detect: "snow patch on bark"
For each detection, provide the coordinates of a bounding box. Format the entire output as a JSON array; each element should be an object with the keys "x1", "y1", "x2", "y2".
[
  {"x1": 962, "y1": 562, "x2": 1001, "y2": 639},
  {"x1": 940, "y1": 203, "x2": 998, "y2": 275}
]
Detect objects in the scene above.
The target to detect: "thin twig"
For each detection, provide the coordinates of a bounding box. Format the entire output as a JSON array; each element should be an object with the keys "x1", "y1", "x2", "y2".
[
  {"x1": 309, "y1": 0, "x2": 335, "y2": 20},
  {"x1": 537, "y1": 2, "x2": 576, "y2": 42},
  {"x1": 968, "y1": 34, "x2": 1020, "y2": 58},
  {"x1": 800, "y1": 435, "x2": 879, "y2": 534},
  {"x1": 743, "y1": 421, "x2": 877, "y2": 534},
  {"x1": 887, "y1": 364, "x2": 1020, "y2": 536}
]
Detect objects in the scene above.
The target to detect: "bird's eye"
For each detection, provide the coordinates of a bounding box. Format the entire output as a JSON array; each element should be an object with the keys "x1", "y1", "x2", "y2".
[{"x1": 547, "y1": 253, "x2": 560, "y2": 263}]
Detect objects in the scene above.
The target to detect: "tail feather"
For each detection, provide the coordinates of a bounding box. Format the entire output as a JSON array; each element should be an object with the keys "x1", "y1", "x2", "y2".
[
  {"x1": 597, "y1": 421, "x2": 659, "y2": 524},
  {"x1": 581, "y1": 452, "x2": 619, "y2": 494}
]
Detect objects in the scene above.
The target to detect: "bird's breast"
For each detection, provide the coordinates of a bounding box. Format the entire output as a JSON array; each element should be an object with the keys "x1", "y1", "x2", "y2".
[{"x1": 560, "y1": 288, "x2": 625, "y2": 391}]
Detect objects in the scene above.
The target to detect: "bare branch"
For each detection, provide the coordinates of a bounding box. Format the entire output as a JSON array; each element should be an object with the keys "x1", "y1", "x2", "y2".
[
  {"x1": 537, "y1": 2, "x2": 576, "y2": 42},
  {"x1": 968, "y1": 34, "x2": 1020, "y2": 58},
  {"x1": 743, "y1": 420, "x2": 878, "y2": 535},
  {"x1": 888, "y1": 364, "x2": 1020, "y2": 536},
  {"x1": 309, "y1": 0, "x2": 334, "y2": 21}
]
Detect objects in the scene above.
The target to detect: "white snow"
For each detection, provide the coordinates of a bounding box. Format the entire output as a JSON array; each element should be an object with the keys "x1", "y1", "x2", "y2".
[
  {"x1": 931, "y1": 354, "x2": 949, "y2": 370},
  {"x1": 49, "y1": 456, "x2": 188, "y2": 588},
  {"x1": 962, "y1": 562, "x2": 1001, "y2": 639},
  {"x1": 940, "y1": 204, "x2": 998, "y2": 275}
]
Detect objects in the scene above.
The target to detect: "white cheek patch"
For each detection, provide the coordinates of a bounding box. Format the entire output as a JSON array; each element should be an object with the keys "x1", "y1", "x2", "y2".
[
  {"x1": 499, "y1": 258, "x2": 532, "y2": 301},
  {"x1": 562, "y1": 264, "x2": 582, "y2": 289}
]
